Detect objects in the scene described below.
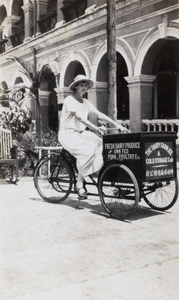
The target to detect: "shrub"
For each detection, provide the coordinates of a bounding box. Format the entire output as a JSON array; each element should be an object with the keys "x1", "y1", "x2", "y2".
[
  {"x1": 1, "y1": 101, "x2": 32, "y2": 134},
  {"x1": 15, "y1": 128, "x2": 60, "y2": 176}
]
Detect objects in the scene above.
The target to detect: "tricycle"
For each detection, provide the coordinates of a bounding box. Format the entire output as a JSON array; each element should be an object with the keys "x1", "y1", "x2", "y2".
[{"x1": 34, "y1": 130, "x2": 178, "y2": 220}]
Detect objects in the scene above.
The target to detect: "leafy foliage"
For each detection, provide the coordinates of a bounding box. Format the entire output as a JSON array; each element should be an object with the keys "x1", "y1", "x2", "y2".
[
  {"x1": 0, "y1": 56, "x2": 58, "y2": 176},
  {"x1": 1, "y1": 101, "x2": 32, "y2": 134},
  {"x1": 16, "y1": 128, "x2": 60, "y2": 172}
]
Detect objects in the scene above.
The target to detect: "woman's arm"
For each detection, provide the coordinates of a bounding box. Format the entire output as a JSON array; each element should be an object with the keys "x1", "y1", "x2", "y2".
[
  {"x1": 90, "y1": 106, "x2": 130, "y2": 132},
  {"x1": 73, "y1": 111, "x2": 100, "y2": 133}
]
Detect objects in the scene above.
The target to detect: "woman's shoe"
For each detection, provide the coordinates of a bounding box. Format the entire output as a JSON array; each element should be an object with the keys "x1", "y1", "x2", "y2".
[{"x1": 76, "y1": 187, "x2": 88, "y2": 200}]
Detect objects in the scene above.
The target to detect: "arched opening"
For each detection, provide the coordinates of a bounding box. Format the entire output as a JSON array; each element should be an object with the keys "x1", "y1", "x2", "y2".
[
  {"x1": 64, "y1": 61, "x2": 85, "y2": 87},
  {"x1": 0, "y1": 5, "x2": 7, "y2": 25},
  {"x1": 97, "y1": 54, "x2": 108, "y2": 82},
  {"x1": 153, "y1": 40, "x2": 178, "y2": 119},
  {"x1": 0, "y1": 81, "x2": 8, "y2": 91},
  {"x1": 142, "y1": 38, "x2": 179, "y2": 119},
  {"x1": 39, "y1": 69, "x2": 58, "y2": 131},
  {"x1": 14, "y1": 77, "x2": 23, "y2": 84},
  {"x1": 97, "y1": 52, "x2": 129, "y2": 119},
  {"x1": 0, "y1": 81, "x2": 8, "y2": 109},
  {"x1": 11, "y1": 0, "x2": 24, "y2": 47},
  {"x1": 116, "y1": 52, "x2": 129, "y2": 119},
  {"x1": 0, "y1": 5, "x2": 8, "y2": 53}
]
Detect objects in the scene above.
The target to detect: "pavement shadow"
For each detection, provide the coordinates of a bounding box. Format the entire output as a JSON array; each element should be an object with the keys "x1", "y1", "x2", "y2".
[
  {"x1": 29, "y1": 195, "x2": 168, "y2": 222},
  {"x1": 29, "y1": 194, "x2": 110, "y2": 218},
  {"x1": 68, "y1": 196, "x2": 172, "y2": 222},
  {"x1": 63, "y1": 196, "x2": 111, "y2": 219},
  {"x1": 88, "y1": 204, "x2": 166, "y2": 223},
  {"x1": 30, "y1": 197, "x2": 45, "y2": 202},
  {"x1": 61, "y1": 196, "x2": 167, "y2": 222},
  {"x1": 128, "y1": 204, "x2": 166, "y2": 221}
]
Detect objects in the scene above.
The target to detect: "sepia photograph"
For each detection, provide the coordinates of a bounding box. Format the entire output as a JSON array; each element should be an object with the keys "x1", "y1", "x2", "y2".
[{"x1": 0, "y1": 0, "x2": 179, "y2": 299}]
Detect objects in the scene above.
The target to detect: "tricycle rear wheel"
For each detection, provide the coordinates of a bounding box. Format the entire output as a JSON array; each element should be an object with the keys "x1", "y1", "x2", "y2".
[
  {"x1": 98, "y1": 163, "x2": 140, "y2": 220},
  {"x1": 143, "y1": 178, "x2": 178, "y2": 211}
]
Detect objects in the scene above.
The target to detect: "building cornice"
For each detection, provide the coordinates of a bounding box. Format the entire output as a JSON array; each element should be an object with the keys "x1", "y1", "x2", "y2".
[
  {"x1": 116, "y1": 3, "x2": 179, "y2": 30},
  {"x1": 0, "y1": 1, "x2": 178, "y2": 64}
]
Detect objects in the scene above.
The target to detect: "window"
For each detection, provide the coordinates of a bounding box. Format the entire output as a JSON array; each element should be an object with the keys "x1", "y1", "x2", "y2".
[{"x1": 61, "y1": 0, "x2": 87, "y2": 22}]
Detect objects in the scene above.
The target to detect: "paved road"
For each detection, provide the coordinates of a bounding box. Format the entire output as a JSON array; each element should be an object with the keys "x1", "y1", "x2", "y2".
[{"x1": 0, "y1": 176, "x2": 179, "y2": 300}]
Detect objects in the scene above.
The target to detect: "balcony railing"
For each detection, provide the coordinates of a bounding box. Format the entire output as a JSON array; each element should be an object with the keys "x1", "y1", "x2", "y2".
[
  {"x1": 37, "y1": 12, "x2": 57, "y2": 34},
  {"x1": 118, "y1": 119, "x2": 179, "y2": 142},
  {"x1": 9, "y1": 30, "x2": 24, "y2": 47},
  {"x1": 61, "y1": 0, "x2": 87, "y2": 22}
]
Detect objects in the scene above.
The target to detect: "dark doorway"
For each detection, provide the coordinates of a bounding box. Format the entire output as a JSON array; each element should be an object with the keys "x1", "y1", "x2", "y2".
[
  {"x1": 154, "y1": 40, "x2": 178, "y2": 119},
  {"x1": 157, "y1": 73, "x2": 176, "y2": 119},
  {"x1": 116, "y1": 52, "x2": 129, "y2": 119}
]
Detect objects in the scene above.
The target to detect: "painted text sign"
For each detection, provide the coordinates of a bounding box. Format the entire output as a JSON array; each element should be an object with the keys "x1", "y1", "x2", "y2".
[
  {"x1": 144, "y1": 141, "x2": 174, "y2": 180},
  {"x1": 104, "y1": 141, "x2": 141, "y2": 161}
]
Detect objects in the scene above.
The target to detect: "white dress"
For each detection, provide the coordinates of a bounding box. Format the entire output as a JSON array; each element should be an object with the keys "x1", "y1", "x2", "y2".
[{"x1": 58, "y1": 95, "x2": 103, "y2": 176}]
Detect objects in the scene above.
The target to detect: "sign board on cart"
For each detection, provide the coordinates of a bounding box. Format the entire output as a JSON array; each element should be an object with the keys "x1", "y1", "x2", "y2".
[{"x1": 103, "y1": 132, "x2": 177, "y2": 182}]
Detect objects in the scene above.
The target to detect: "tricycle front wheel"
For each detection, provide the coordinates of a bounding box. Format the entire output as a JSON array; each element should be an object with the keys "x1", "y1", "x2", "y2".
[
  {"x1": 34, "y1": 154, "x2": 73, "y2": 203},
  {"x1": 98, "y1": 163, "x2": 140, "y2": 220},
  {"x1": 142, "y1": 178, "x2": 178, "y2": 211}
]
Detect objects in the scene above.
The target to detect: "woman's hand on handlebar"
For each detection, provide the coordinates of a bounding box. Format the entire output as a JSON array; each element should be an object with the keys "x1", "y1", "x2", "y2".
[
  {"x1": 95, "y1": 124, "x2": 131, "y2": 135},
  {"x1": 98, "y1": 125, "x2": 107, "y2": 135},
  {"x1": 116, "y1": 123, "x2": 131, "y2": 133}
]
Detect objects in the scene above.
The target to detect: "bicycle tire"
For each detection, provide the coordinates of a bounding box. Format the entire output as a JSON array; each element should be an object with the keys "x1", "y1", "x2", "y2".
[
  {"x1": 34, "y1": 153, "x2": 73, "y2": 203},
  {"x1": 143, "y1": 178, "x2": 178, "y2": 211},
  {"x1": 98, "y1": 163, "x2": 140, "y2": 220}
]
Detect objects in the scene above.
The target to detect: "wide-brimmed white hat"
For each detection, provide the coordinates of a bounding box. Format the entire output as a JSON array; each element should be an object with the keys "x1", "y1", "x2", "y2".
[{"x1": 69, "y1": 75, "x2": 94, "y2": 91}]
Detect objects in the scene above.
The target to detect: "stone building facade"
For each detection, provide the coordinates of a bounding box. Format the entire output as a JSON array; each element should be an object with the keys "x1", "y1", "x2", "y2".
[{"x1": 0, "y1": 0, "x2": 179, "y2": 138}]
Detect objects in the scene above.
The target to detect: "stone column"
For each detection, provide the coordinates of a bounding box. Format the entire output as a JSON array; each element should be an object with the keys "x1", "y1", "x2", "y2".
[
  {"x1": 54, "y1": 87, "x2": 66, "y2": 106},
  {"x1": 22, "y1": 2, "x2": 33, "y2": 42},
  {"x1": 56, "y1": 0, "x2": 65, "y2": 27},
  {"x1": 54, "y1": 87, "x2": 69, "y2": 128},
  {"x1": 125, "y1": 75, "x2": 156, "y2": 132},
  {"x1": 88, "y1": 81, "x2": 108, "y2": 125}
]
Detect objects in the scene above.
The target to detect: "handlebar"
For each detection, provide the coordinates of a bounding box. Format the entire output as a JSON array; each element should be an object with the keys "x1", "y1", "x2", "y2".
[{"x1": 104, "y1": 127, "x2": 131, "y2": 134}]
